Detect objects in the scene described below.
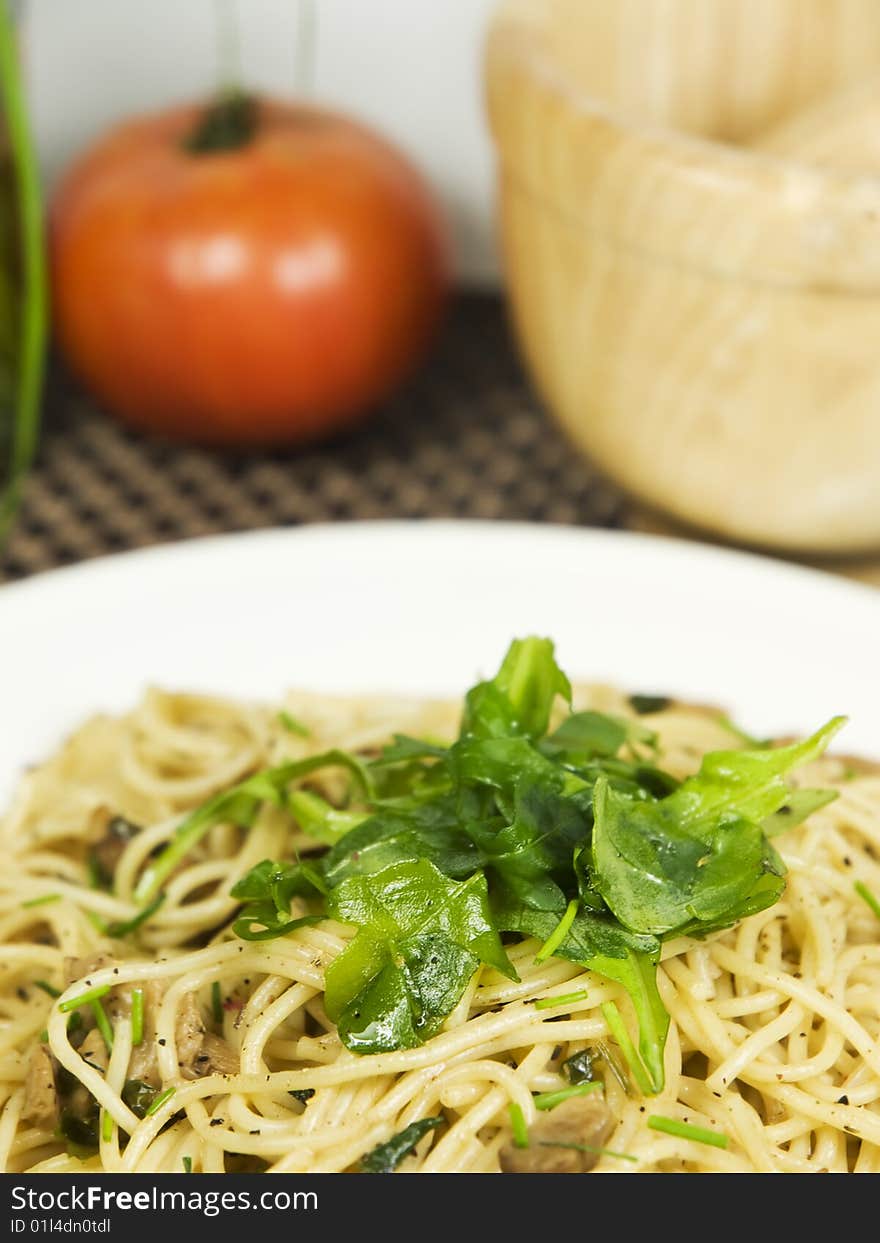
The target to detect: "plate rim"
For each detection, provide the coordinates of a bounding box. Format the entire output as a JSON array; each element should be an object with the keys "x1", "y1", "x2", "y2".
[{"x1": 1, "y1": 518, "x2": 877, "y2": 610}]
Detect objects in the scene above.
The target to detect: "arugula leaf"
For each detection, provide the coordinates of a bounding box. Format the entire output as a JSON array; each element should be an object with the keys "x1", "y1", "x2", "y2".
[
  {"x1": 214, "y1": 638, "x2": 842, "y2": 1098},
  {"x1": 591, "y1": 719, "x2": 843, "y2": 937},
  {"x1": 763, "y1": 787, "x2": 838, "y2": 837},
  {"x1": 322, "y1": 798, "x2": 483, "y2": 887},
  {"x1": 233, "y1": 907, "x2": 322, "y2": 942},
  {"x1": 467, "y1": 780, "x2": 589, "y2": 912},
  {"x1": 657, "y1": 718, "x2": 844, "y2": 831},
  {"x1": 230, "y1": 858, "x2": 326, "y2": 940},
  {"x1": 360, "y1": 1117, "x2": 444, "y2": 1173},
  {"x1": 547, "y1": 711, "x2": 657, "y2": 759},
  {"x1": 324, "y1": 860, "x2": 516, "y2": 1053},
  {"x1": 591, "y1": 953, "x2": 667, "y2": 1094},
  {"x1": 460, "y1": 637, "x2": 570, "y2": 741},
  {"x1": 135, "y1": 749, "x2": 372, "y2": 902},
  {"x1": 371, "y1": 735, "x2": 448, "y2": 765},
  {"x1": 448, "y1": 736, "x2": 566, "y2": 796},
  {"x1": 287, "y1": 790, "x2": 367, "y2": 846}
]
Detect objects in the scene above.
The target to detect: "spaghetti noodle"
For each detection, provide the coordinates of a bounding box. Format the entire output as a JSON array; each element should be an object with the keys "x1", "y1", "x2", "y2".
[{"x1": 1, "y1": 676, "x2": 878, "y2": 1174}]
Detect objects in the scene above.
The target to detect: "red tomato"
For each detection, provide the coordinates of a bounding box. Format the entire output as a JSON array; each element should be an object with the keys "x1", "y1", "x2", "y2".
[{"x1": 50, "y1": 98, "x2": 451, "y2": 446}]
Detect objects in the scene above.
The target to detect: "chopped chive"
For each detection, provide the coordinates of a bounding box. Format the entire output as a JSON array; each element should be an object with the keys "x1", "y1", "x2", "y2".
[
  {"x1": 508, "y1": 1102, "x2": 529, "y2": 1149},
  {"x1": 131, "y1": 989, "x2": 144, "y2": 1047},
  {"x1": 211, "y1": 981, "x2": 223, "y2": 1026},
  {"x1": 533, "y1": 1082, "x2": 602, "y2": 1111},
  {"x1": 534, "y1": 899, "x2": 578, "y2": 964},
  {"x1": 855, "y1": 881, "x2": 880, "y2": 921},
  {"x1": 534, "y1": 988, "x2": 588, "y2": 1011},
  {"x1": 34, "y1": 979, "x2": 61, "y2": 999},
  {"x1": 103, "y1": 895, "x2": 164, "y2": 939},
  {"x1": 59, "y1": 984, "x2": 111, "y2": 1013},
  {"x1": 538, "y1": 1141, "x2": 639, "y2": 1164},
  {"x1": 647, "y1": 1115, "x2": 729, "y2": 1149},
  {"x1": 101, "y1": 1110, "x2": 114, "y2": 1143},
  {"x1": 601, "y1": 1002, "x2": 654, "y2": 1097},
  {"x1": 182, "y1": 1156, "x2": 192, "y2": 1174},
  {"x1": 22, "y1": 894, "x2": 61, "y2": 909},
  {"x1": 39, "y1": 1029, "x2": 48, "y2": 1043},
  {"x1": 90, "y1": 999, "x2": 114, "y2": 1053},
  {"x1": 85, "y1": 911, "x2": 107, "y2": 933},
  {"x1": 145, "y1": 1086, "x2": 176, "y2": 1117},
  {"x1": 279, "y1": 710, "x2": 310, "y2": 737}
]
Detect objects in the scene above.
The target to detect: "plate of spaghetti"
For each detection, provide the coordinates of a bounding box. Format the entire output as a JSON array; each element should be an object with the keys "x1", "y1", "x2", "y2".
[{"x1": 2, "y1": 520, "x2": 880, "y2": 1175}]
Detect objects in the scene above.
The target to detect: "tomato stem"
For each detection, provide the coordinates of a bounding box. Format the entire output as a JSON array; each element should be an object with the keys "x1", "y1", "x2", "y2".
[{"x1": 184, "y1": 92, "x2": 257, "y2": 155}]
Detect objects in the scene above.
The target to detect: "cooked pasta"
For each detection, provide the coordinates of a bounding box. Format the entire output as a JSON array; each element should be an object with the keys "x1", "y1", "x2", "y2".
[{"x1": 1, "y1": 672, "x2": 879, "y2": 1175}]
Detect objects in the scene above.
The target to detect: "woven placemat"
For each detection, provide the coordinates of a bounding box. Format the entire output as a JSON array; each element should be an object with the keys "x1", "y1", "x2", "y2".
[
  {"x1": 0, "y1": 293, "x2": 628, "y2": 583},
  {"x1": 4, "y1": 291, "x2": 879, "y2": 587}
]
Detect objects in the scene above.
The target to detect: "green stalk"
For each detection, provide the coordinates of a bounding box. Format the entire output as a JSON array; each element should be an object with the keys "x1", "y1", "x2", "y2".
[{"x1": 0, "y1": 1, "x2": 46, "y2": 541}]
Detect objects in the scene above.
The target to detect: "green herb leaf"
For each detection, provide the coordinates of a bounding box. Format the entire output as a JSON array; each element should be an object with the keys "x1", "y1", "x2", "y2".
[
  {"x1": 230, "y1": 857, "x2": 325, "y2": 941},
  {"x1": 460, "y1": 637, "x2": 570, "y2": 741},
  {"x1": 465, "y1": 780, "x2": 587, "y2": 912},
  {"x1": 324, "y1": 859, "x2": 516, "y2": 1054},
  {"x1": 371, "y1": 735, "x2": 447, "y2": 765},
  {"x1": 547, "y1": 711, "x2": 656, "y2": 759},
  {"x1": 135, "y1": 750, "x2": 373, "y2": 903},
  {"x1": 360, "y1": 1116, "x2": 444, "y2": 1173},
  {"x1": 121, "y1": 1079, "x2": 158, "y2": 1119},
  {"x1": 287, "y1": 790, "x2": 367, "y2": 846},
  {"x1": 563, "y1": 1047, "x2": 597, "y2": 1085},
  {"x1": 763, "y1": 787, "x2": 838, "y2": 836},
  {"x1": 232, "y1": 906, "x2": 322, "y2": 942},
  {"x1": 321, "y1": 798, "x2": 483, "y2": 888},
  {"x1": 591, "y1": 720, "x2": 843, "y2": 938}
]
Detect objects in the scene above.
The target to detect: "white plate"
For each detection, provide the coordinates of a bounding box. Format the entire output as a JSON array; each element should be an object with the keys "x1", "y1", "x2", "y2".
[{"x1": 1, "y1": 521, "x2": 877, "y2": 805}]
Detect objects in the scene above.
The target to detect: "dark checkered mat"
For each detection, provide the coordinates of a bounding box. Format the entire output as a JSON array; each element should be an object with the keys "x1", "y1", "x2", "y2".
[{"x1": 0, "y1": 294, "x2": 628, "y2": 582}]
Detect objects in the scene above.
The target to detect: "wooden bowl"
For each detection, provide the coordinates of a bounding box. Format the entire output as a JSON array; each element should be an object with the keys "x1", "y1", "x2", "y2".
[{"x1": 486, "y1": 0, "x2": 880, "y2": 554}]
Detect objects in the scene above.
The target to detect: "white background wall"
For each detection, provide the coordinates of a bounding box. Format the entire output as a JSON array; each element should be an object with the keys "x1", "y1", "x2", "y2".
[{"x1": 22, "y1": 0, "x2": 500, "y2": 284}]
